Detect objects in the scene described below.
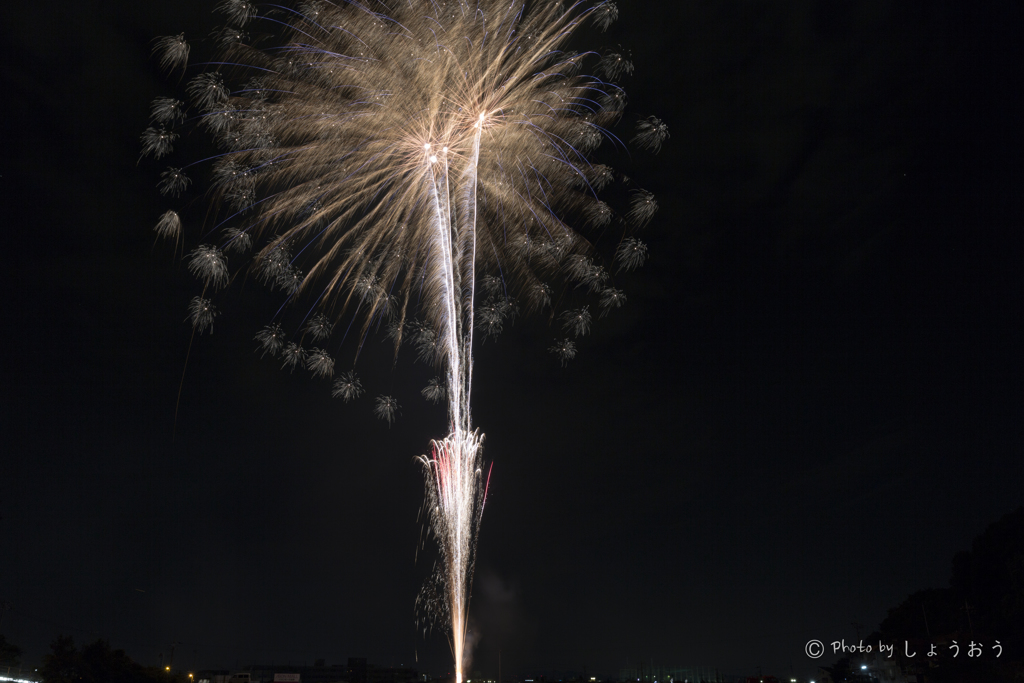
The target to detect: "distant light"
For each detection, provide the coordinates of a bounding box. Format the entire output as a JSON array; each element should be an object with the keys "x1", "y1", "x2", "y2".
[
  {"x1": 861, "y1": 665, "x2": 867, "y2": 670},
  {"x1": 166, "y1": 667, "x2": 171, "y2": 672}
]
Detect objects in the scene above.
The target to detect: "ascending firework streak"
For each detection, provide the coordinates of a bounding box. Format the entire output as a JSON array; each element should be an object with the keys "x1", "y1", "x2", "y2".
[{"x1": 145, "y1": 1, "x2": 666, "y2": 680}]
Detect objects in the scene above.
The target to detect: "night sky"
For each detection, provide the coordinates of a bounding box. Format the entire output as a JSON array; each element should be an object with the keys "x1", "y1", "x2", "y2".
[{"x1": 1, "y1": 1, "x2": 1021, "y2": 681}]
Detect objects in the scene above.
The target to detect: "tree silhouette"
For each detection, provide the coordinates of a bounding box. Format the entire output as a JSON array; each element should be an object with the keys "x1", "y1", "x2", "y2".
[
  {"x1": 0, "y1": 633, "x2": 23, "y2": 668},
  {"x1": 41, "y1": 636, "x2": 175, "y2": 683},
  {"x1": 874, "y1": 507, "x2": 1024, "y2": 682}
]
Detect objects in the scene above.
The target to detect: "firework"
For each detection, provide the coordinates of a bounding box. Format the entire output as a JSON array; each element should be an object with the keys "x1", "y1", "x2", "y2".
[
  {"x1": 331, "y1": 371, "x2": 365, "y2": 402},
  {"x1": 146, "y1": 0, "x2": 664, "y2": 679},
  {"x1": 255, "y1": 323, "x2": 286, "y2": 356},
  {"x1": 153, "y1": 210, "x2": 182, "y2": 242},
  {"x1": 186, "y1": 296, "x2": 219, "y2": 334},
  {"x1": 422, "y1": 377, "x2": 446, "y2": 404}
]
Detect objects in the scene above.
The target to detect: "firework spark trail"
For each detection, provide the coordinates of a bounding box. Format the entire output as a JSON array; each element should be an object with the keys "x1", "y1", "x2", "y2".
[
  {"x1": 146, "y1": 1, "x2": 666, "y2": 680},
  {"x1": 418, "y1": 430, "x2": 489, "y2": 683}
]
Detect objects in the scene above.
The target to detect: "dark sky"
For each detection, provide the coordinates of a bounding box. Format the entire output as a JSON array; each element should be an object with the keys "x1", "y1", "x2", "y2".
[{"x1": 1, "y1": 0, "x2": 1021, "y2": 680}]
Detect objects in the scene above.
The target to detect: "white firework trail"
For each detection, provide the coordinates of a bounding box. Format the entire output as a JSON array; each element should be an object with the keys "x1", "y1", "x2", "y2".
[
  {"x1": 145, "y1": 1, "x2": 666, "y2": 680},
  {"x1": 418, "y1": 429, "x2": 489, "y2": 681}
]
